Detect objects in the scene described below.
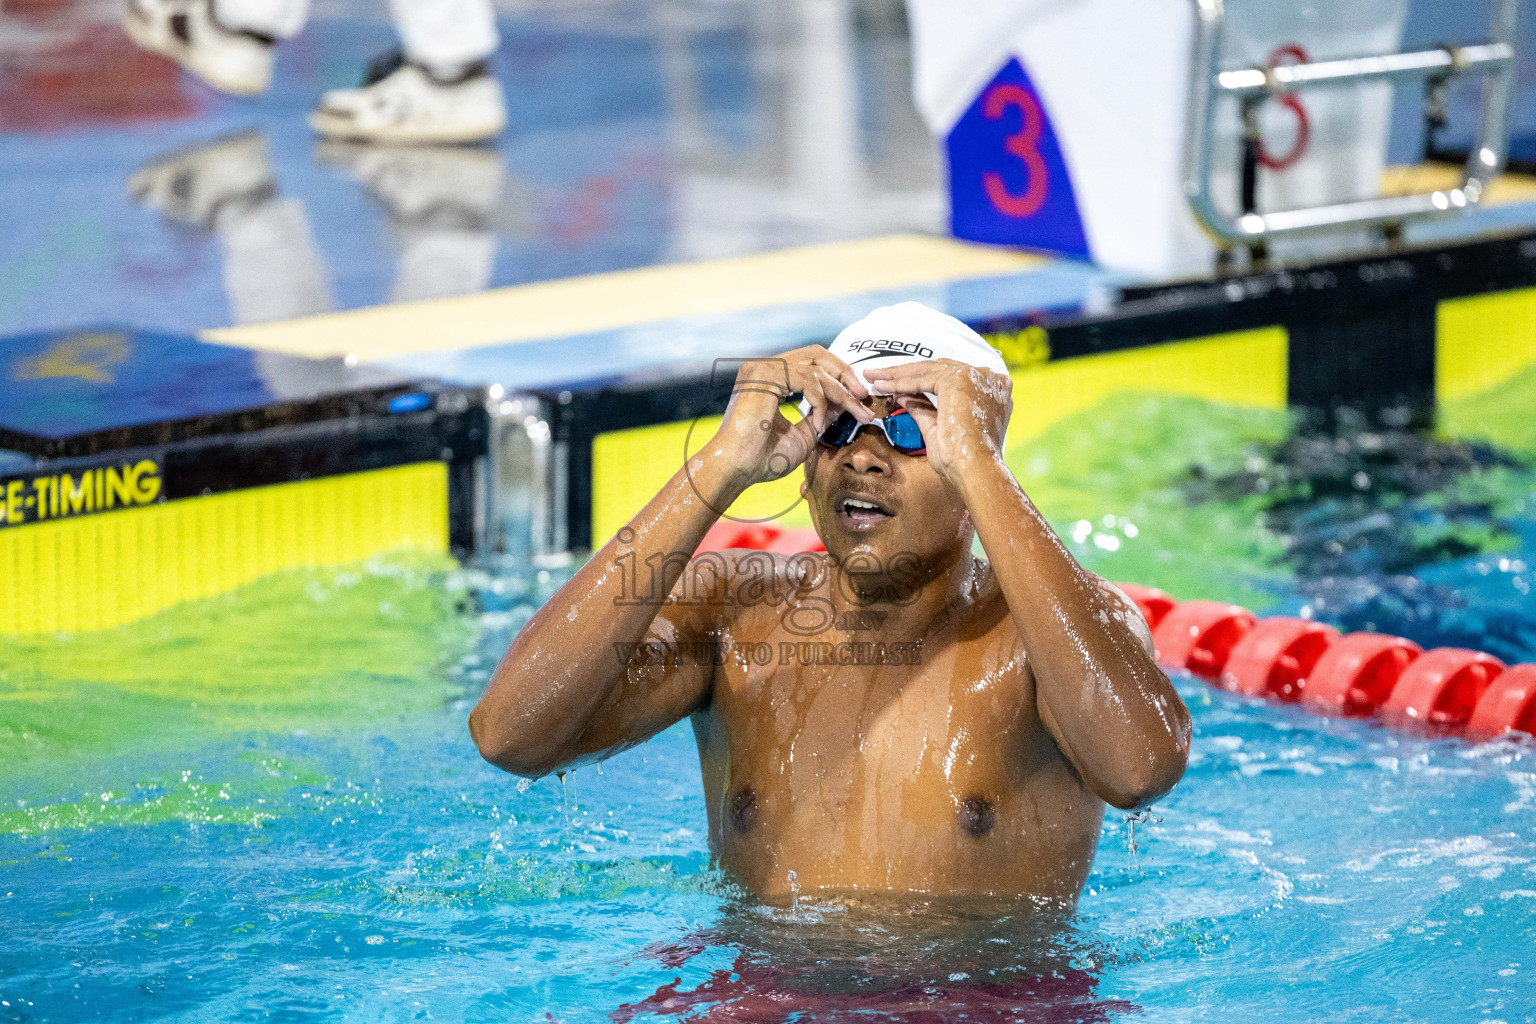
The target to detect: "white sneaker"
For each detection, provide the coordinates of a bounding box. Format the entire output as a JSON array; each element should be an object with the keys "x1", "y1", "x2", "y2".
[
  {"x1": 310, "y1": 63, "x2": 507, "y2": 145},
  {"x1": 127, "y1": 130, "x2": 275, "y2": 230},
  {"x1": 122, "y1": 0, "x2": 275, "y2": 96}
]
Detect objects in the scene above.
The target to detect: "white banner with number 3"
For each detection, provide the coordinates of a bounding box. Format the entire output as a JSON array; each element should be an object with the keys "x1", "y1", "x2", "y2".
[{"x1": 905, "y1": 0, "x2": 1407, "y2": 277}]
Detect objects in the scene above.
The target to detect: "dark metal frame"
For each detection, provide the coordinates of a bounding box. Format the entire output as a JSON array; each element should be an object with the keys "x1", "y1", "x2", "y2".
[{"x1": 1184, "y1": 0, "x2": 1520, "y2": 245}]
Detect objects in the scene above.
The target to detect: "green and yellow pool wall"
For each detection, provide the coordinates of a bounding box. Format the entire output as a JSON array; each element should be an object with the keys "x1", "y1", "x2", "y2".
[
  {"x1": 10, "y1": 231, "x2": 1536, "y2": 638},
  {"x1": 588, "y1": 324, "x2": 1289, "y2": 542},
  {"x1": 0, "y1": 461, "x2": 449, "y2": 635},
  {"x1": 1437, "y1": 284, "x2": 1536, "y2": 457},
  {"x1": 586, "y1": 250, "x2": 1536, "y2": 610},
  {"x1": 590, "y1": 286, "x2": 1536, "y2": 548}
]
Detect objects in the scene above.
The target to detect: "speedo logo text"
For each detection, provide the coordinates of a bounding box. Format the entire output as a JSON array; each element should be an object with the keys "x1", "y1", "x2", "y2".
[{"x1": 845, "y1": 338, "x2": 934, "y2": 358}]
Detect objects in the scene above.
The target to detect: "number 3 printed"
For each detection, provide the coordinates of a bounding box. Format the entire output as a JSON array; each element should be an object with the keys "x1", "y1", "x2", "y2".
[{"x1": 982, "y1": 83, "x2": 1048, "y2": 218}]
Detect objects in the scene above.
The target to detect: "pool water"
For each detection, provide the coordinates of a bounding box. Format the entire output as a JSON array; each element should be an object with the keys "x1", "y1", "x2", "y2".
[{"x1": 3, "y1": 384, "x2": 1536, "y2": 1022}]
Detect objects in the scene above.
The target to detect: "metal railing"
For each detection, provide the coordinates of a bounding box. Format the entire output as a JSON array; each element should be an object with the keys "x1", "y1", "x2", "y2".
[{"x1": 1183, "y1": 0, "x2": 1520, "y2": 246}]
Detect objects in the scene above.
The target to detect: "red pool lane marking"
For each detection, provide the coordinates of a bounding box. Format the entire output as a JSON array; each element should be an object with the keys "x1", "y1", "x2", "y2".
[
  {"x1": 1220, "y1": 617, "x2": 1339, "y2": 701},
  {"x1": 696, "y1": 523, "x2": 824, "y2": 556},
  {"x1": 1468, "y1": 664, "x2": 1536, "y2": 739},
  {"x1": 695, "y1": 521, "x2": 782, "y2": 553},
  {"x1": 685, "y1": 526, "x2": 1535, "y2": 741},
  {"x1": 1298, "y1": 632, "x2": 1422, "y2": 717},
  {"x1": 1150, "y1": 600, "x2": 1256, "y2": 679},
  {"x1": 1382, "y1": 648, "x2": 1505, "y2": 732},
  {"x1": 762, "y1": 528, "x2": 825, "y2": 555}
]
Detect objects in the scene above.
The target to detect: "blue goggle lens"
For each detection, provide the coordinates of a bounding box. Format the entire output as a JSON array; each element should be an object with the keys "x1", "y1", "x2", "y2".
[{"x1": 817, "y1": 409, "x2": 926, "y2": 455}]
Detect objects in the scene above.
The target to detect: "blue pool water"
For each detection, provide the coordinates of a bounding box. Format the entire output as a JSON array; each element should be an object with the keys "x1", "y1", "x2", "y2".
[
  {"x1": 3, "y1": 401, "x2": 1536, "y2": 1022},
  {"x1": 2, "y1": 575, "x2": 1533, "y2": 1022}
]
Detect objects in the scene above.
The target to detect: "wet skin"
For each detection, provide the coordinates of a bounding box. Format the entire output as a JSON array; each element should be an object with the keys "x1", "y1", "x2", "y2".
[
  {"x1": 681, "y1": 549, "x2": 1152, "y2": 899},
  {"x1": 471, "y1": 346, "x2": 1191, "y2": 903}
]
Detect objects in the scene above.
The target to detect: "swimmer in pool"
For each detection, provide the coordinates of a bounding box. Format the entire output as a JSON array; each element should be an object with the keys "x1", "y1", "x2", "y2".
[{"x1": 470, "y1": 301, "x2": 1190, "y2": 903}]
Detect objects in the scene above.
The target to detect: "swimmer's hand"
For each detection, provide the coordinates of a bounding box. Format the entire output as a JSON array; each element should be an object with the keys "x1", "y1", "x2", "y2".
[
  {"x1": 709, "y1": 346, "x2": 874, "y2": 487},
  {"x1": 863, "y1": 359, "x2": 1012, "y2": 487}
]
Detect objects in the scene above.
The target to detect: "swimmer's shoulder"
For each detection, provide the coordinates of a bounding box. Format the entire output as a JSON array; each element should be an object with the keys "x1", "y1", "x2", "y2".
[{"x1": 962, "y1": 560, "x2": 1153, "y2": 656}]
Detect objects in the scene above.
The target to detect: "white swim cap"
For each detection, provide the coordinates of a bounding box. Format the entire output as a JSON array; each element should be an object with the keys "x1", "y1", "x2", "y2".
[{"x1": 825, "y1": 301, "x2": 1007, "y2": 393}]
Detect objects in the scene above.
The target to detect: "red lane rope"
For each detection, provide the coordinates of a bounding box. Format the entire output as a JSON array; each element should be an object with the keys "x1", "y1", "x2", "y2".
[{"x1": 1120, "y1": 582, "x2": 1536, "y2": 741}]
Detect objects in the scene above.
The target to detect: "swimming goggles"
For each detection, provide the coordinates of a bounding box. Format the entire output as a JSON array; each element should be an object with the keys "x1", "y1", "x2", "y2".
[{"x1": 816, "y1": 408, "x2": 927, "y2": 455}]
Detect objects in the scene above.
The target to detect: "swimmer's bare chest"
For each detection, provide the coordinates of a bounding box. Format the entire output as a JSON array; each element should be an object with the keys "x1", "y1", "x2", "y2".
[{"x1": 689, "y1": 599, "x2": 1106, "y2": 902}]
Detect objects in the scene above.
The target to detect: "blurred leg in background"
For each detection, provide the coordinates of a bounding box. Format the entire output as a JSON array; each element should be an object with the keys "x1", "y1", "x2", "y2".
[
  {"x1": 122, "y1": 0, "x2": 295, "y2": 94},
  {"x1": 311, "y1": 0, "x2": 505, "y2": 144},
  {"x1": 122, "y1": 0, "x2": 506, "y2": 142},
  {"x1": 127, "y1": 130, "x2": 335, "y2": 324},
  {"x1": 318, "y1": 142, "x2": 504, "y2": 302}
]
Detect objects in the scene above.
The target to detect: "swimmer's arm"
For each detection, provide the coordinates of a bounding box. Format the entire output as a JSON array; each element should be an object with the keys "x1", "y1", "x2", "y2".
[
  {"x1": 473, "y1": 346, "x2": 866, "y2": 778},
  {"x1": 961, "y1": 459, "x2": 1191, "y2": 809},
  {"x1": 469, "y1": 461, "x2": 743, "y2": 778},
  {"x1": 864, "y1": 358, "x2": 1189, "y2": 809}
]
